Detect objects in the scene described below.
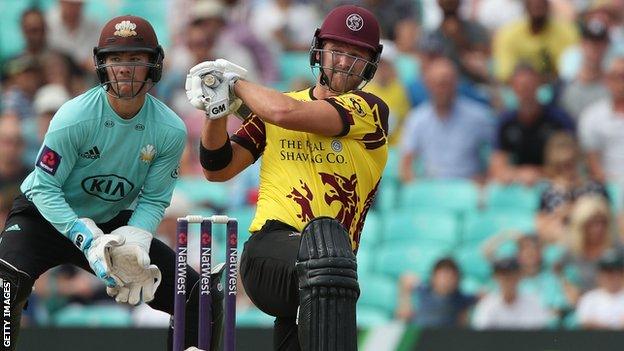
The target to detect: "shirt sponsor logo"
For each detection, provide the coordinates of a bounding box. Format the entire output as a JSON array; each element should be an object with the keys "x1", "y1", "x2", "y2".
[
  {"x1": 79, "y1": 146, "x2": 101, "y2": 159},
  {"x1": 36, "y1": 146, "x2": 62, "y2": 175},
  {"x1": 135, "y1": 124, "x2": 145, "y2": 131},
  {"x1": 81, "y1": 174, "x2": 135, "y2": 202}
]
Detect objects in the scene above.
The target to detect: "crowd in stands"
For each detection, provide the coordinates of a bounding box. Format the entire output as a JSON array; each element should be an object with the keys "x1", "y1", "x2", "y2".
[{"x1": 2, "y1": 0, "x2": 624, "y2": 331}]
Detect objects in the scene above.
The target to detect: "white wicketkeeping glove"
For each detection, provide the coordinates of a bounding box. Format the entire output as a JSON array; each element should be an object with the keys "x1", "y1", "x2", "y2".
[
  {"x1": 185, "y1": 59, "x2": 248, "y2": 120},
  {"x1": 106, "y1": 264, "x2": 162, "y2": 305},
  {"x1": 68, "y1": 218, "x2": 125, "y2": 288},
  {"x1": 105, "y1": 226, "x2": 162, "y2": 305}
]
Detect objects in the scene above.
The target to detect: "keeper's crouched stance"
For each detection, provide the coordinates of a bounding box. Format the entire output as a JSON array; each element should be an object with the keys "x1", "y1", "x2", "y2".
[{"x1": 0, "y1": 15, "x2": 224, "y2": 351}]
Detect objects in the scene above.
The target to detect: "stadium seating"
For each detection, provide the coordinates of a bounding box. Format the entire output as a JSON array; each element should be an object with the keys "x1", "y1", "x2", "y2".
[
  {"x1": 384, "y1": 208, "x2": 460, "y2": 251},
  {"x1": 358, "y1": 274, "x2": 398, "y2": 316},
  {"x1": 176, "y1": 176, "x2": 230, "y2": 210},
  {"x1": 278, "y1": 51, "x2": 314, "y2": 90},
  {"x1": 236, "y1": 307, "x2": 274, "y2": 327},
  {"x1": 397, "y1": 179, "x2": 480, "y2": 215},
  {"x1": 53, "y1": 305, "x2": 132, "y2": 327},
  {"x1": 462, "y1": 209, "x2": 535, "y2": 245},
  {"x1": 484, "y1": 183, "x2": 541, "y2": 212},
  {"x1": 375, "y1": 243, "x2": 451, "y2": 280},
  {"x1": 454, "y1": 245, "x2": 491, "y2": 283}
]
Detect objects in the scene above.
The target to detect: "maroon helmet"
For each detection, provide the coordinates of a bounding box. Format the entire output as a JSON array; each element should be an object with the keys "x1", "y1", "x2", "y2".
[
  {"x1": 310, "y1": 5, "x2": 383, "y2": 90},
  {"x1": 93, "y1": 15, "x2": 164, "y2": 97}
]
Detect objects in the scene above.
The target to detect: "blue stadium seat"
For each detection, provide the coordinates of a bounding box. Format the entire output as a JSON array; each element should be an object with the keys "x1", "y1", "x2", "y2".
[
  {"x1": 358, "y1": 274, "x2": 398, "y2": 316},
  {"x1": 394, "y1": 54, "x2": 420, "y2": 86},
  {"x1": 236, "y1": 307, "x2": 274, "y2": 327},
  {"x1": 454, "y1": 245, "x2": 491, "y2": 283},
  {"x1": 278, "y1": 51, "x2": 314, "y2": 89},
  {"x1": 607, "y1": 182, "x2": 623, "y2": 211},
  {"x1": 356, "y1": 306, "x2": 392, "y2": 327},
  {"x1": 484, "y1": 183, "x2": 540, "y2": 212},
  {"x1": 359, "y1": 211, "x2": 382, "y2": 246},
  {"x1": 53, "y1": 305, "x2": 132, "y2": 327},
  {"x1": 384, "y1": 209, "x2": 459, "y2": 250},
  {"x1": 227, "y1": 206, "x2": 255, "y2": 248},
  {"x1": 0, "y1": 1, "x2": 29, "y2": 61},
  {"x1": 176, "y1": 177, "x2": 230, "y2": 210},
  {"x1": 462, "y1": 209, "x2": 535, "y2": 245},
  {"x1": 375, "y1": 243, "x2": 450, "y2": 280},
  {"x1": 119, "y1": 0, "x2": 169, "y2": 48},
  {"x1": 397, "y1": 180, "x2": 479, "y2": 215}
]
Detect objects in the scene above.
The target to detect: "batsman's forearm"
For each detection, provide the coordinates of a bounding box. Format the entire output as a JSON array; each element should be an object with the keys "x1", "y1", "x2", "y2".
[
  {"x1": 201, "y1": 117, "x2": 229, "y2": 149},
  {"x1": 233, "y1": 80, "x2": 300, "y2": 125}
]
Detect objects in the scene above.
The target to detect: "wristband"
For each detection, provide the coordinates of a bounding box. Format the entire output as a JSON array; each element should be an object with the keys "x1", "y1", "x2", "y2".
[{"x1": 199, "y1": 138, "x2": 233, "y2": 171}]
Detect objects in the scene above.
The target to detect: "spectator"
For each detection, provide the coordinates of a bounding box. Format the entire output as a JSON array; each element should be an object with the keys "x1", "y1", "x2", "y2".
[
  {"x1": 536, "y1": 132, "x2": 609, "y2": 243},
  {"x1": 0, "y1": 114, "x2": 31, "y2": 193},
  {"x1": 577, "y1": 249, "x2": 624, "y2": 329},
  {"x1": 579, "y1": 56, "x2": 624, "y2": 190},
  {"x1": 477, "y1": 0, "x2": 525, "y2": 33},
  {"x1": 18, "y1": 8, "x2": 49, "y2": 61},
  {"x1": 40, "y1": 50, "x2": 87, "y2": 97},
  {"x1": 396, "y1": 257, "x2": 476, "y2": 327},
  {"x1": 250, "y1": 0, "x2": 321, "y2": 54},
  {"x1": 360, "y1": 0, "x2": 419, "y2": 40},
  {"x1": 399, "y1": 57, "x2": 494, "y2": 182},
  {"x1": 364, "y1": 41, "x2": 410, "y2": 145},
  {"x1": 558, "y1": 195, "x2": 618, "y2": 304},
  {"x1": 493, "y1": 0, "x2": 578, "y2": 83},
  {"x1": 22, "y1": 84, "x2": 72, "y2": 163},
  {"x1": 1, "y1": 55, "x2": 43, "y2": 120},
  {"x1": 560, "y1": 18, "x2": 611, "y2": 120},
  {"x1": 408, "y1": 35, "x2": 492, "y2": 109},
  {"x1": 159, "y1": 2, "x2": 259, "y2": 176},
  {"x1": 483, "y1": 232, "x2": 570, "y2": 313},
  {"x1": 420, "y1": 0, "x2": 490, "y2": 84},
  {"x1": 489, "y1": 65, "x2": 575, "y2": 186},
  {"x1": 46, "y1": 0, "x2": 101, "y2": 71},
  {"x1": 472, "y1": 257, "x2": 554, "y2": 329}
]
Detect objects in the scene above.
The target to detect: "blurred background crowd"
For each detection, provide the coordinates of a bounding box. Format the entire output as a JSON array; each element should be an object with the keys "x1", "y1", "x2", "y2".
[{"x1": 2, "y1": 0, "x2": 624, "y2": 333}]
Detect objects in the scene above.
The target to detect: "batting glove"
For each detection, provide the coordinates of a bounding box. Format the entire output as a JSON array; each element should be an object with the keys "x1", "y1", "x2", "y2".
[{"x1": 185, "y1": 59, "x2": 247, "y2": 119}]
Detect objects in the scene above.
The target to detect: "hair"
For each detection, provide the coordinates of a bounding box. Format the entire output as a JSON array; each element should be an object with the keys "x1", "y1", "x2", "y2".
[
  {"x1": 20, "y1": 7, "x2": 44, "y2": 25},
  {"x1": 543, "y1": 131, "x2": 579, "y2": 178},
  {"x1": 432, "y1": 257, "x2": 460, "y2": 276},
  {"x1": 567, "y1": 195, "x2": 614, "y2": 256}
]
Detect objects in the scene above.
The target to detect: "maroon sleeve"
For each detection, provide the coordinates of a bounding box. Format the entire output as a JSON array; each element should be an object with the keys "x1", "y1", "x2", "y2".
[{"x1": 231, "y1": 114, "x2": 266, "y2": 161}]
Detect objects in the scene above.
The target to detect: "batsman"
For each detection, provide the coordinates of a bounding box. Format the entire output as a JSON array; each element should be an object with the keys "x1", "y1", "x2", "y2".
[
  {"x1": 0, "y1": 15, "x2": 223, "y2": 351},
  {"x1": 186, "y1": 5, "x2": 388, "y2": 350}
]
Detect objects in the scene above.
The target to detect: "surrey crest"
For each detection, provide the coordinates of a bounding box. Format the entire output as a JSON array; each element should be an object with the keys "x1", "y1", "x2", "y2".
[{"x1": 114, "y1": 20, "x2": 138, "y2": 37}]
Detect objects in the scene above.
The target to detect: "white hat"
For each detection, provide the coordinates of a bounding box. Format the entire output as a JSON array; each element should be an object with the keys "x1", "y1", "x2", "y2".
[
  {"x1": 380, "y1": 39, "x2": 398, "y2": 63},
  {"x1": 191, "y1": 0, "x2": 227, "y2": 21},
  {"x1": 34, "y1": 84, "x2": 70, "y2": 115}
]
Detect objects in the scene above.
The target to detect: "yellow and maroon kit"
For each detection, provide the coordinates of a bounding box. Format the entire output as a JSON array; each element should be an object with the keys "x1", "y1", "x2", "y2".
[{"x1": 231, "y1": 87, "x2": 389, "y2": 251}]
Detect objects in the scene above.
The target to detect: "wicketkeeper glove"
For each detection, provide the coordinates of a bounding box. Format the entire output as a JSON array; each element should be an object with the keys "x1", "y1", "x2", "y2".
[
  {"x1": 68, "y1": 218, "x2": 125, "y2": 288},
  {"x1": 105, "y1": 226, "x2": 162, "y2": 305}
]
